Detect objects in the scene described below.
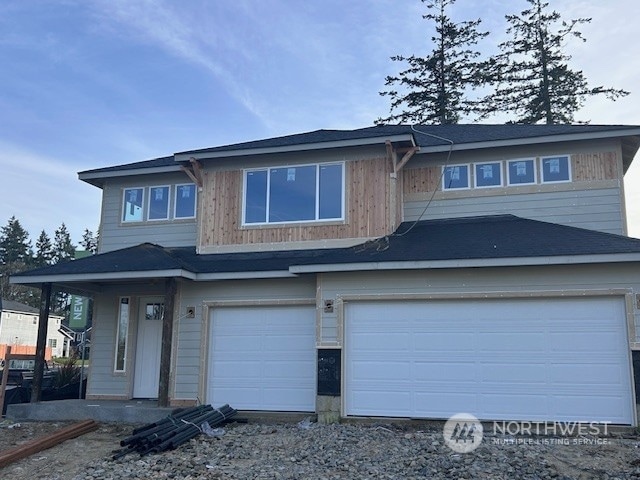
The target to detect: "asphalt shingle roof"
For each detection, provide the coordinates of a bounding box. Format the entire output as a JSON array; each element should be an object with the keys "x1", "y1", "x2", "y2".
[
  {"x1": 1, "y1": 299, "x2": 40, "y2": 314},
  {"x1": 11, "y1": 215, "x2": 640, "y2": 282},
  {"x1": 178, "y1": 124, "x2": 640, "y2": 154},
  {"x1": 79, "y1": 124, "x2": 640, "y2": 176}
]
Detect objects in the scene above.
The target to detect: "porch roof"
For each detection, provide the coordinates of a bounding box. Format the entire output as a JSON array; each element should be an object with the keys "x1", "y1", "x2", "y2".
[{"x1": 11, "y1": 215, "x2": 640, "y2": 288}]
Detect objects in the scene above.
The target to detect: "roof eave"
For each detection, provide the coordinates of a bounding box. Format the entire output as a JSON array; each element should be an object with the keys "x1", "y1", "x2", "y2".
[
  {"x1": 174, "y1": 134, "x2": 416, "y2": 161},
  {"x1": 10, "y1": 269, "x2": 197, "y2": 285},
  {"x1": 416, "y1": 129, "x2": 640, "y2": 155},
  {"x1": 289, "y1": 252, "x2": 640, "y2": 273},
  {"x1": 78, "y1": 166, "x2": 184, "y2": 188}
]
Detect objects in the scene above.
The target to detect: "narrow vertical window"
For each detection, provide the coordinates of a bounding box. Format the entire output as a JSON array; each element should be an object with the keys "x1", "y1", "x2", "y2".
[
  {"x1": 245, "y1": 170, "x2": 268, "y2": 223},
  {"x1": 114, "y1": 297, "x2": 130, "y2": 373},
  {"x1": 175, "y1": 184, "x2": 197, "y2": 219},
  {"x1": 149, "y1": 186, "x2": 170, "y2": 220},
  {"x1": 122, "y1": 188, "x2": 144, "y2": 222}
]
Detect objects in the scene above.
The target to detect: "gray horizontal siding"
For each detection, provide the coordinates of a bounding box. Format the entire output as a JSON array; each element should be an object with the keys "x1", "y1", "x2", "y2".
[
  {"x1": 99, "y1": 173, "x2": 197, "y2": 253},
  {"x1": 86, "y1": 295, "x2": 129, "y2": 397},
  {"x1": 404, "y1": 187, "x2": 624, "y2": 234}
]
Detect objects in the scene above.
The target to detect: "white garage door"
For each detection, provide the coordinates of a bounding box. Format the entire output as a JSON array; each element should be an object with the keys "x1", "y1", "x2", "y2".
[
  {"x1": 346, "y1": 297, "x2": 634, "y2": 424},
  {"x1": 209, "y1": 305, "x2": 316, "y2": 411}
]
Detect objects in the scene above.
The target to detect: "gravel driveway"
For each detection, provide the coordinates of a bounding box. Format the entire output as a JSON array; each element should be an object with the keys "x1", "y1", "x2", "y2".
[{"x1": 2, "y1": 420, "x2": 640, "y2": 479}]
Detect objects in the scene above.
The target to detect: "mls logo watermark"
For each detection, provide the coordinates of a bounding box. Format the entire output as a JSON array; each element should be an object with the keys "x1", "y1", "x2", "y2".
[{"x1": 443, "y1": 413, "x2": 483, "y2": 453}]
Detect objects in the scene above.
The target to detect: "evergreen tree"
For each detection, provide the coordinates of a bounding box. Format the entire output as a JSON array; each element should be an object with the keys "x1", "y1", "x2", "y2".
[
  {"x1": 34, "y1": 230, "x2": 54, "y2": 267},
  {"x1": 484, "y1": 0, "x2": 628, "y2": 124},
  {"x1": 0, "y1": 216, "x2": 38, "y2": 307},
  {"x1": 378, "y1": 0, "x2": 489, "y2": 124},
  {"x1": 52, "y1": 223, "x2": 75, "y2": 263},
  {"x1": 0, "y1": 216, "x2": 32, "y2": 264},
  {"x1": 80, "y1": 228, "x2": 98, "y2": 254}
]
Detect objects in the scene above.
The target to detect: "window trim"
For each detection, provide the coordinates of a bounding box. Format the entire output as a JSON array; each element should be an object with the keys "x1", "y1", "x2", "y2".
[
  {"x1": 540, "y1": 154, "x2": 572, "y2": 184},
  {"x1": 174, "y1": 183, "x2": 197, "y2": 220},
  {"x1": 242, "y1": 162, "x2": 345, "y2": 226},
  {"x1": 122, "y1": 187, "x2": 145, "y2": 223},
  {"x1": 147, "y1": 185, "x2": 171, "y2": 221},
  {"x1": 114, "y1": 297, "x2": 130, "y2": 373},
  {"x1": 473, "y1": 162, "x2": 503, "y2": 189},
  {"x1": 507, "y1": 158, "x2": 537, "y2": 186},
  {"x1": 442, "y1": 164, "x2": 471, "y2": 191}
]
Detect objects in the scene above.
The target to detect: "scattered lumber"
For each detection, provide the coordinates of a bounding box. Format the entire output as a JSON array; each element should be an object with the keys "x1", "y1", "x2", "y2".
[{"x1": 0, "y1": 419, "x2": 98, "y2": 468}]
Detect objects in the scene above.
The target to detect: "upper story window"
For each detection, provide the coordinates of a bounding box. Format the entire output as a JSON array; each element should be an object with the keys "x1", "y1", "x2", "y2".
[
  {"x1": 243, "y1": 163, "x2": 344, "y2": 225},
  {"x1": 474, "y1": 162, "x2": 502, "y2": 188},
  {"x1": 442, "y1": 164, "x2": 470, "y2": 190},
  {"x1": 507, "y1": 159, "x2": 536, "y2": 185},
  {"x1": 123, "y1": 188, "x2": 144, "y2": 222},
  {"x1": 148, "y1": 186, "x2": 170, "y2": 221},
  {"x1": 175, "y1": 184, "x2": 197, "y2": 219},
  {"x1": 121, "y1": 183, "x2": 196, "y2": 223},
  {"x1": 541, "y1": 155, "x2": 571, "y2": 183}
]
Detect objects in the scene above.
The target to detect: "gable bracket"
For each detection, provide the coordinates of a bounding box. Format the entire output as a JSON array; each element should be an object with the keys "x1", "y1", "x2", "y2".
[
  {"x1": 394, "y1": 146, "x2": 418, "y2": 174},
  {"x1": 180, "y1": 157, "x2": 204, "y2": 188}
]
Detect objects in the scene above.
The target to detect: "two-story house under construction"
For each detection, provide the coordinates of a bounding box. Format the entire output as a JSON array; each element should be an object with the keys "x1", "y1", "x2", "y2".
[{"x1": 12, "y1": 124, "x2": 640, "y2": 425}]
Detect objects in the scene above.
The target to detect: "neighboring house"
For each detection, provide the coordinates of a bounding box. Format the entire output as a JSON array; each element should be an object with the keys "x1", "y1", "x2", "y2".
[
  {"x1": 0, "y1": 299, "x2": 67, "y2": 358},
  {"x1": 11, "y1": 124, "x2": 640, "y2": 425}
]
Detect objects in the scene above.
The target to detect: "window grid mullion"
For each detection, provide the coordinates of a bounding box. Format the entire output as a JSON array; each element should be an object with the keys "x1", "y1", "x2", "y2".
[
  {"x1": 315, "y1": 165, "x2": 320, "y2": 220},
  {"x1": 265, "y1": 168, "x2": 271, "y2": 223}
]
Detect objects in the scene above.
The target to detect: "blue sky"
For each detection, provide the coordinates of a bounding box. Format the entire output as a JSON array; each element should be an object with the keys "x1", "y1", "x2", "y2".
[{"x1": 1, "y1": 0, "x2": 639, "y2": 244}]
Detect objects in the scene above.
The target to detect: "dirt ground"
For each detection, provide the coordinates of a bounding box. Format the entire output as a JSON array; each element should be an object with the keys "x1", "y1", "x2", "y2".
[
  {"x1": 1, "y1": 420, "x2": 640, "y2": 479},
  {"x1": 0, "y1": 420, "x2": 133, "y2": 480}
]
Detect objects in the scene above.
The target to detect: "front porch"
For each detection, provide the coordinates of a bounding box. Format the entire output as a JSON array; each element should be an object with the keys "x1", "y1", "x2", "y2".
[{"x1": 5, "y1": 399, "x2": 174, "y2": 424}]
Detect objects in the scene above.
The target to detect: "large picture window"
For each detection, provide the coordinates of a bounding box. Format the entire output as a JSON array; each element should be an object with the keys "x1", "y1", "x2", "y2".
[
  {"x1": 541, "y1": 155, "x2": 571, "y2": 183},
  {"x1": 175, "y1": 184, "x2": 197, "y2": 219},
  {"x1": 148, "y1": 186, "x2": 170, "y2": 220},
  {"x1": 243, "y1": 163, "x2": 344, "y2": 224},
  {"x1": 122, "y1": 188, "x2": 144, "y2": 222}
]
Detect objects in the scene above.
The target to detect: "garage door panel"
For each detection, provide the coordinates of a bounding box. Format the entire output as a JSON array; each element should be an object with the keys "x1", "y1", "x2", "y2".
[
  {"x1": 550, "y1": 363, "x2": 625, "y2": 384},
  {"x1": 351, "y1": 361, "x2": 412, "y2": 380},
  {"x1": 209, "y1": 305, "x2": 316, "y2": 412},
  {"x1": 480, "y1": 363, "x2": 548, "y2": 383},
  {"x1": 346, "y1": 297, "x2": 633, "y2": 424},
  {"x1": 351, "y1": 390, "x2": 412, "y2": 414},
  {"x1": 414, "y1": 392, "x2": 479, "y2": 417},
  {"x1": 413, "y1": 332, "x2": 476, "y2": 350},
  {"x1": 552, "y1": 395, "x2": 629, "y2": 422},
  {"x1": 414, "y1": 362, "x2": 477, "y2": 381},
  {"x1": 551, "y1": 332, "x2": 622, "y2": 351},
  {"x1": 481, "y1": 394, "x2": 550, "y2": 418},
  {"x1": 478, "y1": 332, "x2": 546, "y2": 352}
]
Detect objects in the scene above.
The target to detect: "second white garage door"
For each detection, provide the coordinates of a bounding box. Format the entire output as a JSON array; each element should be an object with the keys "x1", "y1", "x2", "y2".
[
  {"x1": 208, "y1": 305, "x2": 316, "y2": 411},
  {"x1": 345, "y1": 297, "x2": 633, "y2": 424}
]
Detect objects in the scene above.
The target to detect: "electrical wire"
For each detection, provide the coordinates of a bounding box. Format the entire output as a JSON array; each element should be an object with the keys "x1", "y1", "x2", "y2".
[{"x1": 392, "y1": 125, "x2": 456, "y2": 237}]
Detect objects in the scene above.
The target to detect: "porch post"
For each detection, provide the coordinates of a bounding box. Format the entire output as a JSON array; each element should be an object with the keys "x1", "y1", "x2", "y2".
[
  {"x1": 158, "y1": 278, "x2": 177, "y2": 407},
  {"x1": 31, "y1": 282, "x2": 52, "y2": 402}
]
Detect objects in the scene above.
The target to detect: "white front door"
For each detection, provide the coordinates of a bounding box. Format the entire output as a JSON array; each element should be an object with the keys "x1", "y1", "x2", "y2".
[{"x1": 133, "y1": 299, "x2": 164, "y2": 398}]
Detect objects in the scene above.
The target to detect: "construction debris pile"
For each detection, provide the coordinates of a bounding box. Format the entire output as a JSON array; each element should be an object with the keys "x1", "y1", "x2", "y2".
[{"x1": 112, "y1": 404, "x2": 237, "y2": 459}]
